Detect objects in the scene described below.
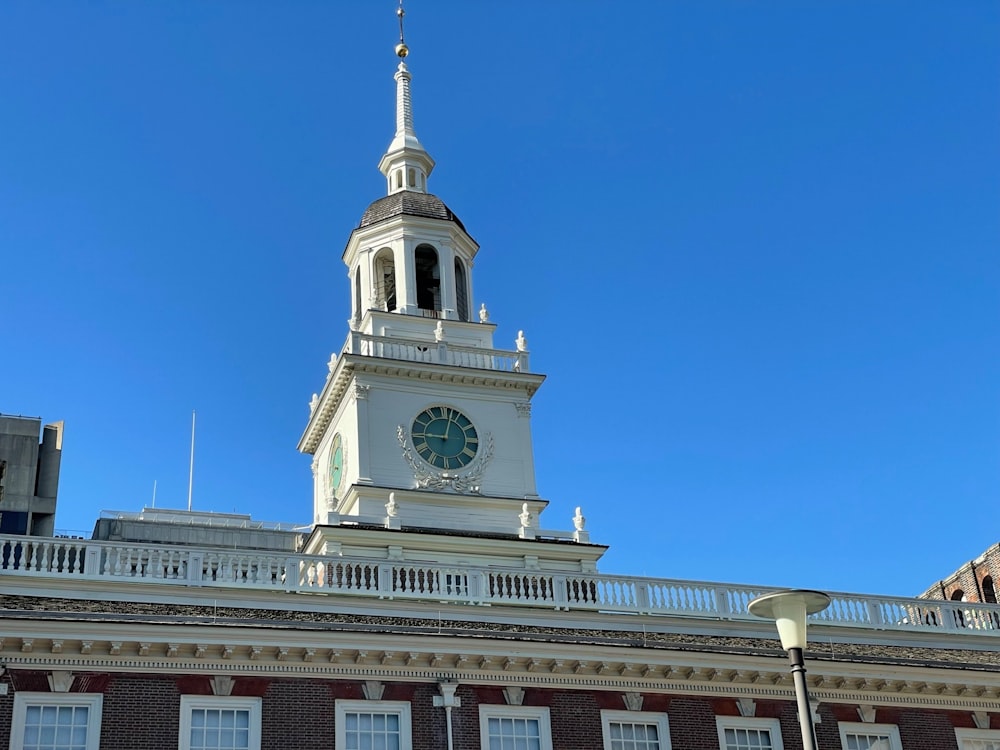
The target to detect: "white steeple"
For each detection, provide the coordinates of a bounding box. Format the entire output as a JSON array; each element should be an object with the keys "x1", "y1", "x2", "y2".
[
  {"x1": 295, "y1": 4, "x2": 604, "y2": 574},
  {"x1": 378, "y1": 4, "x2": 434, "y2": 194}
]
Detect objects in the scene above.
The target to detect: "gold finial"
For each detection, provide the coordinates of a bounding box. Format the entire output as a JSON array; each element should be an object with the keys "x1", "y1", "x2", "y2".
[{"x1": 395, "y1": 0, "x2": 409, "y2": 58}]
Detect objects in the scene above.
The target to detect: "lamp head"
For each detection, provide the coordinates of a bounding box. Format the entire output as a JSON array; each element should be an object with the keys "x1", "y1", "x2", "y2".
[{"x1": 748, "y1": 590, "x2": 831, "y2": 651}]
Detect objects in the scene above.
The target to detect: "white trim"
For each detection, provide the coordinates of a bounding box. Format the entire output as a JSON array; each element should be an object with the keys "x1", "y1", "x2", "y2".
[
  {"x1": 178, "y1": 695, "x2": 261, "y2": 750},
  {"x1": 601, "y1": 709, "x2": 671, "y2": 749},
  {"x1": 10, "y1": 692, "x2": 103, "y2": 750},
  {"x1": 334, "y1": 699, "x2": 412, "y2": 750},
  {"x1": 479, "y1": 704, "x2": 552, "y2": 750},
  {"x1": 956, "y1": 728, "x2": 1000, "y2": 750},
  {"x1": 838, "y1": 722, "x2": 903, "y2": 750},
  {"x1": 716, "y1": 716, "x2": 784, "y2": 750}
]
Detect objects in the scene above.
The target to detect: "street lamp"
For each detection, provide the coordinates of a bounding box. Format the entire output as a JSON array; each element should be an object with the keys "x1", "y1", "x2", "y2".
[{"x1": 748, "y1": 589, "x2": 831, "y2": 750}]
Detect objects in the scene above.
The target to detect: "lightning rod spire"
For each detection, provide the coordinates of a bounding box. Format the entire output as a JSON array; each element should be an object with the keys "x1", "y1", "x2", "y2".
[
  {"x1": 396, "y1": 0, "x2": 408, "y2": 59},
  {"x1": 378, "y1": 0, "x2": 434, "y2": 194}
]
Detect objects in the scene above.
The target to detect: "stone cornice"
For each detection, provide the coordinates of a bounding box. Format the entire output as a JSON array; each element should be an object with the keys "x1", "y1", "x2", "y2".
[
  {"x1": 302, "y1": 515, "x2": 610, "y2": 564},
  {"x1": 343, "y1": 212, "x2": 479, "y2": 269},
  {"x1": 348, "y1": 357, "x2": 544, "y2": 393},
  {"x1": 299, "y1": 354, "x2": 545, "y2": 454},
  {"x1": 2, "y1": 627, "x2": 999, "y2": 712}
]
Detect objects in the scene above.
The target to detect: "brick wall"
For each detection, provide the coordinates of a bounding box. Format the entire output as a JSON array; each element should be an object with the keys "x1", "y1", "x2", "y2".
[
  {"x1": 921, "y1": 542, "x2": 1000, "y2": 603},
  {"x1": 261, "y1": 680, "x2": 334, "y2": 750},
  {"x1": 664, "y1": 696, "x2": 721, "y2": 750},
  {"x1": 0, "y1": 670, "x2": 985, "y2": 749},
  {"x1": 101, "y1": 675, "x2": 178, "y2": 750},
  {"x1": 0, "y1": 671, "x2": 12, "y2": 750}
]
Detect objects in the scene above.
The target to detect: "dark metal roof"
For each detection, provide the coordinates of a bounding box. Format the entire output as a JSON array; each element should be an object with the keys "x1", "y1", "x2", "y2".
[{"x1": 358, "y1": 191, "x2": 466, "y2": 232}]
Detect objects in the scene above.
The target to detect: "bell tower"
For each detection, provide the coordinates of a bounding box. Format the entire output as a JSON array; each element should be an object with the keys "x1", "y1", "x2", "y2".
[{"x1": 297, "y1": 5, "x2": 598, "y2": 570}]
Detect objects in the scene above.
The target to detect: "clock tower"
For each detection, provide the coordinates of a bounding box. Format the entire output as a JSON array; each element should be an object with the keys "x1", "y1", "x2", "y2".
[{"x1": 297, "y1": 8, "x2": 600, "y2": 571}]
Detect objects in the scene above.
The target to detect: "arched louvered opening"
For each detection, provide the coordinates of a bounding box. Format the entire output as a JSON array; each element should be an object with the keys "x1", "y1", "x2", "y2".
[
  {"x1": 983, "y1": 576, "x2": 997, "y2": 604},
  {"x1": 353, "y1": 268, "x2": 362, "y2": 320},
  {"x1": 415, "y1": 244, "x2": 440, "y2": 313},
  {"x1": 373, "y1": 249, "x2": 397, "y2": 312},
  {"x1": 455, "y1": 258, "x2": 469, "y2": 322},
  {"x1": 951, "y1": 589, "x2": 966, "y2": 601}
]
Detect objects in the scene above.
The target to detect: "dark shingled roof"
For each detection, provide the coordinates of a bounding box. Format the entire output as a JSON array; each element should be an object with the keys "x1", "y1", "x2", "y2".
[
  {"x1": 358, "y1": 191, "x2": 466, "y2": 232},
  {"x1": 5, "y1": 595, "x2": 1000, "y2": 670}
]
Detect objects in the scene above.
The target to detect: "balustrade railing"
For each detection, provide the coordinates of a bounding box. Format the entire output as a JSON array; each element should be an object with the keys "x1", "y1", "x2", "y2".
[
  {"x1": 2, "y1": 534, "x2": 999, "y2": 637},
  {"x1": 347, "y1": 332, "x2": 528, "y2": 373}
]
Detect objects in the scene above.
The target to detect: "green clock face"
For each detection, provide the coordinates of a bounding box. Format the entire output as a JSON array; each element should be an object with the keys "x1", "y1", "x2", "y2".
[
  {"x1": 411, "y1": 406, "x2": 478, "y2": 470},
  {"x1": 329, "y1": 434, "x2": 344, "y2": 494}
]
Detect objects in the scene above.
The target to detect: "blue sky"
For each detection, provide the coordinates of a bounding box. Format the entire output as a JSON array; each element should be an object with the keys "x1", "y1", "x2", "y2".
[{"x1": 2, "y1": 2, "x2": 998, "y2": 598}]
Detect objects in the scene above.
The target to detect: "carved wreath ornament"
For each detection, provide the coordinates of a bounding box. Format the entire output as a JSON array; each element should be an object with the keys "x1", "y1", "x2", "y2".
[{"x1": 396, "y1": 425, "x2": 494, "y2": 494}]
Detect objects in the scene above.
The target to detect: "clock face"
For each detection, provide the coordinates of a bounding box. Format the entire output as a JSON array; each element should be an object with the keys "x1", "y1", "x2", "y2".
[
  {"x1": 411, "y1": 406, "x2": 479, "y2": 470},
  {"x1": 328, "y1": 434, "x2": 344, "y2": 494}
]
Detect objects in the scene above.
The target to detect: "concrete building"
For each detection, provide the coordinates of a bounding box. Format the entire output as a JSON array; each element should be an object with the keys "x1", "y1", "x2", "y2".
[
  {"x1": 90, "y1": 509, "x2": 306, "y2": 554},
  {"x1": 0, "y1": 414, "x2": 62, "y2": 537},
  {"x1": 2, "y1": 15, "x2": 1000, "y2": 750}
]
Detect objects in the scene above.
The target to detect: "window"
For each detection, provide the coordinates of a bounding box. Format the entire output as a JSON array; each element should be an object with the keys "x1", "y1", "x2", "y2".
[
  {"x1": 454, "y1": 258, "x2": 469, "y2": 322},
  {"x1": 10, "y1": 692, "x2": 103, "y2": 750},
  {"x1": 601, "y1": 710, "x2": 671, "y2": 750},
  {"x1": 335, "y1": 700, "x2": 412, "y2": 750},
  {"x1": 716, "y1": 717, "x2": 783, "y2": 750},
  {"x1": 374, "y1": 249, "x2": 397, "y2": 312},
  {"x1": 838, "y1": 722, "x2": 902, "y2": 750},
  {"x1": 414, "y1": 245, "x2": 440, "y2": 312},
  {"x1": 479, "y1": 705, "x2": 552, "y2": 750},
  {"x1": 179, "y1": 696, "x2": 261, "y2": 750},
  {"x1": 957, "y1": 728, "x2": 1000, "y2": 750},
  {"x1": 982, "y1": 575, "x2": 997, "y2": 604}
]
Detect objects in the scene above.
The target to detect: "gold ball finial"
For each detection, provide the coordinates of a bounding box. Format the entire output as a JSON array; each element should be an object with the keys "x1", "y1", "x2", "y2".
[{"x1": 396, "y1": 1, "x2": 408, "y2": 58}]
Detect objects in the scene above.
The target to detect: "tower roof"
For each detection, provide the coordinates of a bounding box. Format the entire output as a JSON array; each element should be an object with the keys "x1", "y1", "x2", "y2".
[{"x1": 358, "y1": 190, "x2": 466, "y2": 232}]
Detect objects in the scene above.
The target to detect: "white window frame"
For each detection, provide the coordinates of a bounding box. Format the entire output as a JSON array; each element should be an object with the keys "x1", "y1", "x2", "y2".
[
  {"x1": 838, "y1": 722, "x2": 902, "y2": 750},
  {"x1": 178, "y1": 695, "x2": 262, "y2": 750},
  {"x1": 334, "y1": 700, "x2": 412, "y2": 750},
  {"x1": 956, "y1": 728, "x2": 1000, "y2": 750},
  {"x1": 10, "y1": 692, "x2": 103, "y2": 750},
  {"x1": 716, "y1": 716, "x2": 784, "y2": 750},
  {"x1": 479, "y1": 705, "x2": 553, "y2": 750},
  {"x1": 601, "y1": 710, "x2": 671, "y2": 750}
]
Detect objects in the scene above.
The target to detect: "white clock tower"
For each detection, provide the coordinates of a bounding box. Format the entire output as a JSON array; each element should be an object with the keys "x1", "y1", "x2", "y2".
[{"x1": 297, "y1": 10, "x2": 601, "y2": 572}]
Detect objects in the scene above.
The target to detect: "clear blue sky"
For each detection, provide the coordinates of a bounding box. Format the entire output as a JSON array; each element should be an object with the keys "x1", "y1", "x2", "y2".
[{"x1": 3, "y1": 2, "x2": 998, "y2": 598}]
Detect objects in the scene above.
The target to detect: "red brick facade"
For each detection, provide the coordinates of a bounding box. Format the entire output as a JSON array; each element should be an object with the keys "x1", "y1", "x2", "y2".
[
  {"x1": 922, "y1": 542, "x2": 1000, "y2": 604},
  {"x1": 0, "y1": 671, "x2": 986, "y2": 750}
]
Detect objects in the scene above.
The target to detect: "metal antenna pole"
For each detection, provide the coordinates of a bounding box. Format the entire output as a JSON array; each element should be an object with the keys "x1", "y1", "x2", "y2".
[{"x1": 187, "y1": 410, "x2": 196, "y2": 511}]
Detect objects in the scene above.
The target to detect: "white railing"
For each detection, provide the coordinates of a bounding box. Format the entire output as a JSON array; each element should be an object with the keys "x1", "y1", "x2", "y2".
[
  {"x1": 3, "y1": 534, "x2": 999, "y2": 637},
  {"x1": 347, "y1": 332, "x2": 528, "y2": 373}
]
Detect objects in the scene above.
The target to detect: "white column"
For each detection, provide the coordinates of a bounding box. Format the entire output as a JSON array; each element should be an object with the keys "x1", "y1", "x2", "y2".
[
  {"x1": 396, "y1": 238, "x2": 418, "y2": 314},
  {"x1": 437, "y1": 243, "x2": 456, "y2": 319},
  {"x1": 354, "y1": 384, "x2": 373, "y2": 485}
]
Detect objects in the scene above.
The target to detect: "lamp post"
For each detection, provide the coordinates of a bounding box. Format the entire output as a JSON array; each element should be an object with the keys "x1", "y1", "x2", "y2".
[{"x1": 748, "y1": 589, "x2": 831, "y2": 750}]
